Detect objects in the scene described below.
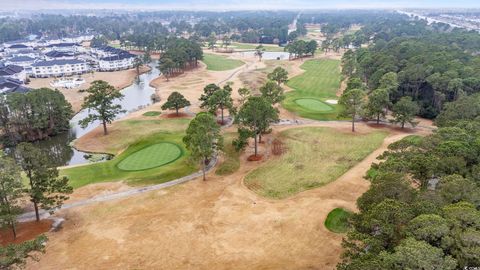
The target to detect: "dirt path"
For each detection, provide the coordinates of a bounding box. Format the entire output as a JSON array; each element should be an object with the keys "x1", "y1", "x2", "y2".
[
  {"x1": 26, "y1": 52, "x2": 436, "y2": 269},
  {"x1": 25, "y1": 120, "x2": 432, "y2": 270}
]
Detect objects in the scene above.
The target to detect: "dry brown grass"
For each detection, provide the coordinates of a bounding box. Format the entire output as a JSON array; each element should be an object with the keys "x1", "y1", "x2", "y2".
[{"x1": 26, "y1": 121, "x2": 436, "y2": 270}]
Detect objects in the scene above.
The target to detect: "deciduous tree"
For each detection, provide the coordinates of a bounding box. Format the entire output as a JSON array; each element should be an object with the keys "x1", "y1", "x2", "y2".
[
  {"x1": 380, "y1": 238, "x2": 457, "y2": 270},
  {"x1": 339, "y1": 88, "x2": 366, "y2": 132},
  {"x1": 16, "y1": 143, "x2": 72, "y2": 222},
  {"x1": 260, "y1": 81, "x2": 285, "y2": 105},
  {"x1": 267, "y1": 67, "x2": 289, "y2": 86},
  {"x1": 238, "y1": 87, "x2": 251, "y2": 105},
  {"x1": 391, "y1": 96, "x2": 419, "y2": 129},
  {"x1": 207, "y1": 32, "x2": 217, "y2": 50},
  {"x1": 199, "y1": 83, "x2": 221, "y2": 108},
  {"x1": 158, "y1": 57, "x2": 175, "y2": 81},
  {"x1": 183, "y1": 113, "x2": 223, "y2": 181},
  {"x1": 254, "y1": 45, "x2": 265, "y2": 61},
  {"x1": 161, "y1": 91, "x2": 191, "y2": 116},
  {"x1": 133, "y1": 57, "x2": 142, "y2": 77},
  {"x1": 235, "y1": 96, "x2": 279, "y2": 157},
  {"x1": 79, "y1": 80, "x2": 126, "y2": 135},
  {"x1": 206, "y1": 87, "x2": 234, "y2": 124},
  {"x1": 0, "y1": 154, "x2": 23, "y2": 239},
  {"x1": 364, "y1": 88, "x2": 390, "y2": 124}
]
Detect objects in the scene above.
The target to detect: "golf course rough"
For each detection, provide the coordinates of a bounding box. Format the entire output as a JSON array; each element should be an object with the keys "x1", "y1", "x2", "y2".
[
  {"x1": 117, "y1": 142, "x2": 183, "y2": 171},
  {"x1": 294, "y1": 98, "x2": 333, "y2": 112}
]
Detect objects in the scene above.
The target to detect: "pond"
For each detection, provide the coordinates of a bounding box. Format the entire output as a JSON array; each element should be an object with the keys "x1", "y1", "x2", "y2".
[
  {"x1": 234, "y1": 51, "x2": 291, "y2": 60},
  {"x1": 33, "y1": 62, "x2": 160, "y2": 167}
]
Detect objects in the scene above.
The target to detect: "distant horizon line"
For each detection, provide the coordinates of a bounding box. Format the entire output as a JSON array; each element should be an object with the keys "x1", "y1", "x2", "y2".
[{"x1": 3, "y1": 7, "x2": 480, "y2": 12}]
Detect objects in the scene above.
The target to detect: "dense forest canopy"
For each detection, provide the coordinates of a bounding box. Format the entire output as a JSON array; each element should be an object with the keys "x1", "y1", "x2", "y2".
[
  {"x1": 0, "y1": 88, "x2": 73, "y2": 144},
  {"x1": 339, "y1": 96, "x2": 480, "y2": 269},
  {"x1": 342, "y1": 18, "x2": 480, "y2": 118},
  {"x1": 0, "y1": 11, "x2": 295, "y2": 44},
  {"x1": 157, "y1": 37, "x2": 203, "y2": 78},
  {"x1": 338, "y1": 13, "x2": 480, "y2": 270},
  {"x1": 299, "y1": 10, "x2": 407, "y2": 36}
]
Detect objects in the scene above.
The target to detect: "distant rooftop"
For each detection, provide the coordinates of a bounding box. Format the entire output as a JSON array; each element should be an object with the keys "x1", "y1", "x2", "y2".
[
  {"x1": 0, "y1": 77, "x2": 29, "y2": 94},
  {"x1": 46, "y1": 42, "x2": 80, "y2": 48},
  {"x1": 32, "y1": 59, "x2": 85, "y2": 67},
  {"x1": 8, "y1": 44, "x2": 30, "y2": 49},
  {"x1": 101, "y1": 51, "x2": 136, "y2": 61},
  {"x1": 7, "y1": 56, "x2": 35, "y2": 62},
  {"x1": 0, "y1": 65, "x2": 24, "y2": 76},
  {"x1": 45, "y1": 50, "x2": 74, "y2": 58}
]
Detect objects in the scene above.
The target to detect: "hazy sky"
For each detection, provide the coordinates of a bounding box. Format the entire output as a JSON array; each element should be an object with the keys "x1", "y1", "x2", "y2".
[{"x1": 4, "y1": 0, "x2": 480, "y2": 10}]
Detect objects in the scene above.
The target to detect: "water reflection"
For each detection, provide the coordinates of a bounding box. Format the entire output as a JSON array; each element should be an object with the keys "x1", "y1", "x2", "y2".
[{"x1": 32, "y1": 62, "x2": 160, "y2": 167}]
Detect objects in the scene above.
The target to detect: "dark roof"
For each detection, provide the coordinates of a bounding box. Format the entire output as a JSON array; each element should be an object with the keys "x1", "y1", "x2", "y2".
[
  {"x1": 12, "y1": 49, "x2": 36, "y2": 54},
  {"x1": 101, "y1": 52, "x2": 136, "y2": 61},
  {"x1": 5, "y1": 39, "x2": 30, "y2": 45},
  {"x1": 45, "y1": 50, "x2": 74, "y2": 58},
  {"x1": 46, "y1": 43, "x2": 79, "y2": 48},
  {"x1": 0, "y1": 65, "x2": 24, "y2": 76},
  {"x1": 8, "y1": 44, "x2": 29, "y2": 49},
  {"x1": 94, "y1": 45, "x2": 125, "y2": 54},
  {"x1": 32, "y1": 59, "x2": 85, "y2": 67},
  {"x1": 7, "y1": 56, "x2": 35, "y2": 62},
  {"x1": 0, "y1": 77, "x2": 29, "y2": 94}
]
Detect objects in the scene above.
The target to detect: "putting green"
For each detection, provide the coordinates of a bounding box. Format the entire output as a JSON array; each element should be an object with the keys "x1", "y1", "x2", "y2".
[
  {"x1": 117, "y1": 142, "x2": 182, "y2": 171},
  {"x1": 294, "y1": 98, "x2": 333, "y2": 112}
]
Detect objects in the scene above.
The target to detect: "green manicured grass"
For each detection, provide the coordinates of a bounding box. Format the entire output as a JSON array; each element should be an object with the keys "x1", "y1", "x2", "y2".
[
  {"x1": 202, "y1": 53, "x2": 244, "y2": 71},
  {"x1": 325, "y1": 208, "x2": 353, "y2": 233},
  {"x1": 244, "y1": 127, "x2": 388, "y2": 199},
  {"x1": 117, "y1": 143, "x2": 183, "y2": 171},
  {"x1": 230, "y1": 42, "x2": 285, "y2": 52},
  {"x1": 400, "y1": 135, "x2": 424, "y2": 145},
  {"x1": 216, "y1": 133, "x2": 240, "y2": 176},
  {"x1": 62, "y1": 119, "x2": 197, "y2": 188},
  {"x1": 143, "y1": 111, "x2": 161, "y2": 117},
  {"x1": 283, "y1": 59, "x2": 342, "y2": 120},
  {"x1": 294, "y1": 98, "x2": 333, "y2": 112}
]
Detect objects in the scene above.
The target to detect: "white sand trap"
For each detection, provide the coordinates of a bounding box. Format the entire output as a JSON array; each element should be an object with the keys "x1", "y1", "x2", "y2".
[{"x1": 325, "y1": 99, "x2": 338, "y2": 104}]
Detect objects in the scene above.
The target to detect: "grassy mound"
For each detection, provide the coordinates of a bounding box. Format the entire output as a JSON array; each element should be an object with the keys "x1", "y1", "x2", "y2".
[
  {"x1": 283, "y1": 59, "x2": 342, "y2": 120},
  {"x1": 294, "y1": 98, "x2": 333, "y2": 112},
  {"x1": 202, "y1": 53, "x2": 244, "y2": 71},
  {"x1": 244, "y1": 127, "x2": 387, "y2": 199},
  {"x1": 325, "y1": 208, "x2": 353, "y2": 233},
  {"x1": 117, "y1": 143, "x2": 182, "y2": 171},
  {"x1": 143, "y1": 111, "x2": 161, "y2": 117}
]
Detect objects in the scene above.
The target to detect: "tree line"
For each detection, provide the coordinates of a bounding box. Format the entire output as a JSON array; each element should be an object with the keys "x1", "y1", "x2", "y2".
[
  {"x1": 0, "y1": 88, "x2": 73, "y2": 145},
  {"x1": 157, "y1": 38, "x2": 203, "y2": 80},
  {"x1": 338, "y1": 94, "x2": 480, "y2": 269},
  {"x1": 1, "y1": 143, "x2": 72, "y2": 268},
  {"x1": 284, "y1": 40, "x2": 318, "y2": 59},
  {"x1": 341, "y1": 19, "x2": 480, "y2": 119}
]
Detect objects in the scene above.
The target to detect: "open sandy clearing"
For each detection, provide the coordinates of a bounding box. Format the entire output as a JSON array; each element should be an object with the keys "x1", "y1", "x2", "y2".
[{"x1": 26, "y1": 122, "x2": 432, "y2": 270}]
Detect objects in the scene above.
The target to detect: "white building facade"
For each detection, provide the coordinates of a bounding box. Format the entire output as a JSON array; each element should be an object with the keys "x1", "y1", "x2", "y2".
[{"x1": 31, "y1": 59, "x2": 90, "y2": 78}]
